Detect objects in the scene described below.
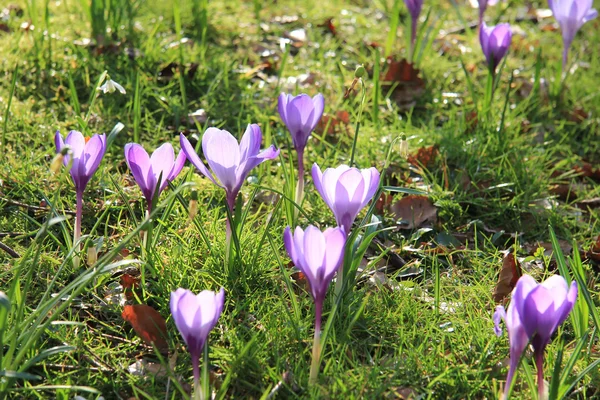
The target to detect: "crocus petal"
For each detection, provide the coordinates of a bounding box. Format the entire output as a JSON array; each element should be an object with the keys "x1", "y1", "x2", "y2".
[
  {"x1": 239, "y1": 124, "x2": 262, "y2": 162},
  {"x1": 169, "y1": 150, "x2": 187, "y2": 182},
  {"x1": 180, "y1": 133, "x2": 221, "y2": 187},
  {"x1": 81, "y1": 133, "x2": 106, "y2": 181},
  {"x1": 494, "y1": 305, "x2": 506, "y2": 336},
  {"x1": 202, "y1": 128, "x2": 241, "y2": 192},
  {"x1": 125, "y1": 143, "x2": 154, "y2": 202},
  {"x1": 323, "y1": 227, "x2": 346, "y2": 277},
  {"x1": 150, "y1": 143, "x2": 175, "y2": 192}
]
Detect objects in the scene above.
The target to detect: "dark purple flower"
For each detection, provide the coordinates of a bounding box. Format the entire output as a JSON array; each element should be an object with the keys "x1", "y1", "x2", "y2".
[
  {"x1": 404, "y1": 0, "x2": 424, "y2": 49},
  {"x1": 548, "y1": 0, "x2": 597, "y2": 68},
  {"x1": 278, "y1": 93, "x2": 324, "y2": 156},
  {"x1": 124, "y1": 142, "x2": 186, "y2": 212},
  {"x1": 180, "y1": 124, "x2": 279, "y2": 212},
  {"x1": 170, "y1": 288, "x2": 225, "y2": 384},
  {"x1": 496, "y1": 274, "x2": 577, "y2": 398},
  {"x1": 312, "y1": 163, "x2": 380, "y2": 235},
  {"x1": 479, "y1": 22, "x2": 512, "y2": 72},
  {"x1": 54, "y1": 130, "x2": 106, "y2": 195}
]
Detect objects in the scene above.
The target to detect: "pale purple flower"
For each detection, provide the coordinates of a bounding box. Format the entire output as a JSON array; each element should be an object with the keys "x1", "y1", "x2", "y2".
[
  {"x1": 479, "y1": 22, "x2": 512, "y2": 72},
  {"x1": 124, "y1": 142, "x2": 186, "y2": 212},
  {"x1": 54, "y1": 130, "x2": 107, "y2": 195},
  {"x1": 495, "y1": 274, "x2": 577, "y2": 398},
  {"x1": 283, "y1": 225, "x2": 346, "y2": 307},
  {"x1": 180, "y1": 124, "x2": 279, "y2": 211},
  {"x1": 283, "y1": 225, "x2": 346, "y2": 383},
  {"x1": 312, "y1": 163, "x2": 380, "y2": 235},
  {"x1": 170, "y1": 288, "x2": 225, "y2": 384},
  {"x1": 404, "y1": 0, "x2": 424, "y2": 49},
  {"x1": 278, "y1": 93, "x2": 324, "y2": 175},
  {"x1": 548, "y1": 0, "x2": 598, "y2": 68}
]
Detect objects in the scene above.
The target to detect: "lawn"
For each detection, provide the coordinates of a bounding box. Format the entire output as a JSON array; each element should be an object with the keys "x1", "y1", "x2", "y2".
[{"x1": 1, "y1": 0, "x2": 599, "y2": 399}]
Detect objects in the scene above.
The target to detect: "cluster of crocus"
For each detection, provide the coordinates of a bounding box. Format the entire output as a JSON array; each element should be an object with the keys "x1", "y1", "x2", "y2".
[
  {"x1": 548, "y1": 0, "x2": 597, "y2": 69},
  {"x1": 170, "y1": 288, "x2": 225, "y2": 398},
  {"x1": 494, "y1": 274, "x2": 577, "y2": 398},
  {"x1": 55, "y1": 130, "x2": 107, "y2": 267}
]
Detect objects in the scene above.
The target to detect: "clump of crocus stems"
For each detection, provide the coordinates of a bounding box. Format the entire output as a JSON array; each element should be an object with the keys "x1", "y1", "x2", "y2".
[
  {"x1": 180, "y1": 125, "x2": 279, "y2": 267},
  {"x1": 54, "y1": 130, "x2": 106, "y2": 268},
  {"x1": 494, "y1": 274, "x2": 577, "y2": 398},
  {"x1": 170, "y1": 288, "x2": 225, "y2": 400},
  {"x1": 283, "y1": 226, "x2": 346, "y2": 384}
]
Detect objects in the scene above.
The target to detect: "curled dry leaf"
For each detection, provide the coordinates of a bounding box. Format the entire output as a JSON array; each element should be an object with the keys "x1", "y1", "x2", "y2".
[
  {"x1": 381, "y1": 57, "x2": 425, "y2": 111},
  {"x1": 407, "y1": 145, "x2": 438, "y2": 169},
  {"x1": 492, "y1": 251, "x2": 522, "y2": 303},
  {"x1": 389, "y1": 195, "x2": 438, "y2": 230},
  {"x1": 122, "y1": 304, "x2": 169, "y2": 353}
]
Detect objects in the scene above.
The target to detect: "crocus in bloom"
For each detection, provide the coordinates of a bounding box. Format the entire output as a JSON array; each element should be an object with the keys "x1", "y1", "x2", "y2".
[
  {"x1": 55, "y1": 130, "x2": 106, "y2": 262},
  {"x1": 124, "y1": 142, "x2": 186, "y2": 212},
  {"x1": 312, "y1": 163, "x2": 380, "y2": 236},
  {"x1": 403, "y1": 0, "x2": 424, "y2": 54},
  {"x1": 278, "y1": 93, "x2": 324, "y2": 177},
  {"x1": 548, "y1": 0, "x2": 597, "y2": 69},
  {"x1": 283, "y1": 225, "x2": 346, "y2": 383},
  {"x1": 495, "y1": 274, "x2": 577, "y2": 398},
  {"x1": 170, "y1": 288, "x2": 225, "y2": 391},
  {"x1": 479, "y1": 22, "x2": 512, "y2": 74},
  {"x1": 180, "y1": 124, "x2": 279, "y2": 212}
]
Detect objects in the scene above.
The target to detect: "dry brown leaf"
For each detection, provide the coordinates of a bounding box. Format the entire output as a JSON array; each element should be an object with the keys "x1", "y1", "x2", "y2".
[
  {"x1": 407, "y1": 145, "x2": 438, "y2": 169},
  {"x1": 122, "y1": 305, "x2": 169, "y2": 353},
  {"x1": 492, "y1": 252, "x2": 522, "y2": 303},
  {"x1": 381, "y1": 57, "x2": 425, "y2": 111},
  {"x1": 389, "y1": 195, "x2": 437, "y2": 229}
]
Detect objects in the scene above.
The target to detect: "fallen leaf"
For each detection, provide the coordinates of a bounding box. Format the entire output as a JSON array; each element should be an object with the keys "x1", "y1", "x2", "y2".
[
  {"x1": 492, "y1": 252, "x2": 522, "y2": 303},
  {"x1": 319, "y1": 17, "x2": 337, "y2": 36},
  {"x1": 381, "y1": 57, "x2": 425, "y2": 111},
  {"x1": 407, "y1": 145, "x2": 438, "y2": 169},
  {"x1": 315, "y1": 111, "x2": 350, "y2": 136},
  {"x1": 389, "y1": 195, "x2": 437, "y2": 229},
  {"x1": 122, "y1": 305, "x2": 169, "y2": 353}
]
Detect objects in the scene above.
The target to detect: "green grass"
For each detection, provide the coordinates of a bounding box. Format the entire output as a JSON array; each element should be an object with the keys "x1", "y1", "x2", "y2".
[{"x1": 1, "y1": 0, "x2": 599, "y2": 398}]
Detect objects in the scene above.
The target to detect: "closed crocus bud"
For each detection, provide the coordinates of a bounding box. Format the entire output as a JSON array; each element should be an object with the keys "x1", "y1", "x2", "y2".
[
  {"x1": 124, "y1": 142, "x2": 186, "y2": 213},
  {"x1": 278, "y1": 93, "x2": 324, "y2": 161},
  {"x1": 312, "y1": 163, "x2": 380, "y2": 236},
  {"x1": 479, "y1": 22, "x2": 512, "y2": 73},
  {"x1": 170, "y1": 288, "x2": 225, "y2": 386},
  {"x1": 180, "y1": 124, "x2": 279, "y2": 212},
  {"x1": 548, "y1": 0, "x2": 597, "y2": 68},
  {"x1": 403, "y1": 0, "x2": 424, "y2": 48},
  {"x1": 499, "y1": 274, "x2": 577, "y2": 399}
]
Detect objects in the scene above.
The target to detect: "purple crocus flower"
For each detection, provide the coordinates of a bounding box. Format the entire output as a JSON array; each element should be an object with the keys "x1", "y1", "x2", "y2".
[
  {"x1": 55, "y1": 130, "x2": 106, "y2": 260},
  {"x1": 479, "y1": 22, "x2": 512, "y2": 73},
  {"x1": 283, "y1": 225, "x2": 346, "y2": 383},
  {"x1": 180, "y1": 124, "x2": 279, "y2": 212},
  {"x1": 494, "y1": 298, "x2": 529, "y2": 397},
  {"x1": 404, "y1": 0, "x2": 424, "y2": 52},
  {"x1": 170, "y1": 288, "x2": 225, "y2": 387},
  {"x1": 548, "y1": 0, "x2": 597, "y2": 69},
  {"x1": 312, "y1": 163, "x2": 380, "y2": 236},
  {"x1": 495, "y1": 274, "x2": 578, "y2": 398},
  {"x1": 475, "y1": 0, "x2": 501, "y2": 23},
  {"x1": 124, "y1": 142, "x2": 186, "y2": 212},
  {"x1": 278, "y1": 93, "x2": 324, "y2": 177}
]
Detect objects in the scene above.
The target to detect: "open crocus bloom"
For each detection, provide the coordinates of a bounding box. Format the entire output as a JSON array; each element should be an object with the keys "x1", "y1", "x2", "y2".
[
  {"x1": 479, "y1": 22, "x2": 512, "y2": 72},
  {"x1": 283, "y1": 225, "x2": 346, "y2": 305},
  {"x1": 54, "y1": 130, "x2": 107, "y2": 194},
  {"x1": 312, "y1": 163, "x2": 380, "y2": 235},
  {"x1": 170, "y1": 288, "x2": 225, "y2": 382},
  {"x1": 124, "y1": 142, "x2": 186, "y2": 211},
  {"x1": 180, "y1": 124, "x2": 279, "y2": 210},
  {"x1": 548, "y1": 0, "x2": 597, "y2": 67},
  {"x1": 278, "y1": 93, "x2": 324, "y2": 156}
]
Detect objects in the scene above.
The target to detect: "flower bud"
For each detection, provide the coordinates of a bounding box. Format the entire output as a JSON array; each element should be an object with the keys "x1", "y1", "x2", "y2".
[
  {"x1": 87, "y1": 246, "x2": 98, "y2": 266},
  {"x1": 354, "y1": 65, "x2": 366, "y2": 78},
  {"x1": 399, "y1": 134, "x2": 408, "y2": 159}
]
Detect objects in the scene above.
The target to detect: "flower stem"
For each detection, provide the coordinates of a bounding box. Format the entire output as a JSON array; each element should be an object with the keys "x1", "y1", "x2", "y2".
[
  {"x1": 225, "y1": 195, "x2": 236, "y2": 274},
  {"x1": 192, "y1": 352, "x2": 204, "y2": 400},
  {"x1": 309, "y1": 300, "x2": 323, "y2": 385},
  {"x1": 349, "y1": 80, "x2": 366, "y2": 167},
  {"x1": 535, "y1": 349, "x2": 545, "y2": 400},
  {"x1": 294, "y1": 150, "x2": 305, "y2": 221},
  {"x1": 73, "y1": 190, "x2": 83, "y2": 269}
]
